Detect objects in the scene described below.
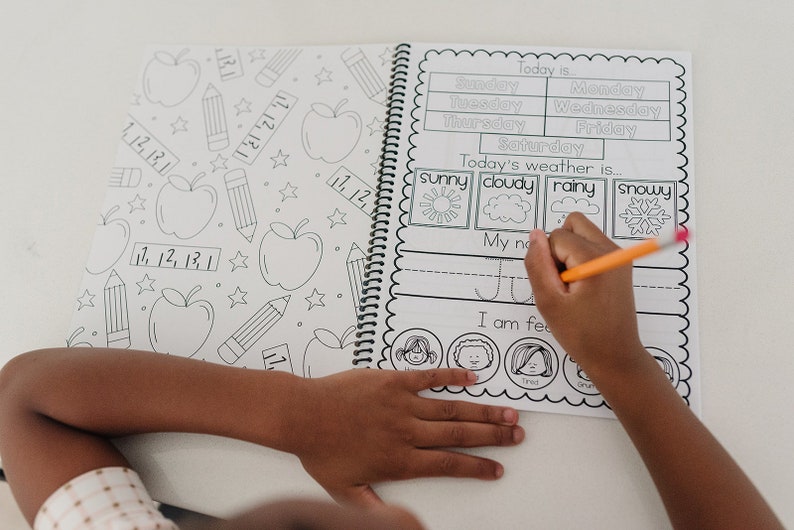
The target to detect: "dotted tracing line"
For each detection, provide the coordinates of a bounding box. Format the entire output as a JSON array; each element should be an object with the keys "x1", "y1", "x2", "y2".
[
  {"x1": 403, "y1": 267, "x2": 527, "y2": 280},
  {"x1": 403, "y1": 268, "x2": 683, "y2": 291}
]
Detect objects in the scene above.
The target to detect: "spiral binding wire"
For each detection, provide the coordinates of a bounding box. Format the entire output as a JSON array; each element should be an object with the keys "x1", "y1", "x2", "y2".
[{"x1": 353, "y1": 43, "x2": 411, "y2": 366}]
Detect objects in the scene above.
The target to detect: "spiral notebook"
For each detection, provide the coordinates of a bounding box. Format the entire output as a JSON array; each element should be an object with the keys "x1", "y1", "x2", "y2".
[
  {"x1": 355, "y1": 44, "x2": 699, "y2": 419},
  {"x1": 68, "y1": 42, "x2": 698, "y2": 419}
]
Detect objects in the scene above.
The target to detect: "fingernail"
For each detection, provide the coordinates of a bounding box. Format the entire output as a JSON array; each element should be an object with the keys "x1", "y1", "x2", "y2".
[
  {"x1": 513, "y1": 426, "x2": 525, "y2": 444},
  {"x1": 466, "y1": 370, "x2": 477, "y2": 383},
  {"x1": 502, "y1": 408, "x2": 517, "y2": 424},
  {"x1": 529, "y1": 229, "x2": 538, "y2": 243},
  {"x1": 494, "y1": 463, "x2": 504, "y2": 478}
]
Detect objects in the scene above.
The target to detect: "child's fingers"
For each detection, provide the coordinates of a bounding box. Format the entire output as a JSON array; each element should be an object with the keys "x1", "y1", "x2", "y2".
[
  {"x1": 399, "y1": 367, "x2": 475, "y2": 392},
  {"x1": 561, "y1": 211, "x2": 614, "y2": 244},
  {"x1": 403, "y1": 449, "x2": 505, "y2": 481},
  {"x1": 412, "y1": 419, "x2": 524, "y2": 449},
  {"x1": 524, "y1": 229, "x2": 567, "y2": 301},
  {"x1": 547, "y1": 228, "x2": 604, "y2": 270},
  {"x1": 337, "y1": 484, "x2": 384, "y2": 507},
  {"x1": 411, "y1": 395, "x2": 518, "y2": 426}
]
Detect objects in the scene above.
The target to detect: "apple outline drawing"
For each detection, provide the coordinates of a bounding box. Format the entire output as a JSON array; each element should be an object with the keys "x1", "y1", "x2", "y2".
[
  {"x1": 149, "y1": 285, "x2": 214, "y2": 357},
  {"x1": 66, "y1": 327, "x2": 94, "y2": 348},
  {"x1": 156, "y1": 171, "x2": 218, "y2": 239},
  {"x1": 301, "y1": 98, "x2": 362, "y2": 163},
  {"x1": 85, "y1": 205, "x2": 131, "y2": 275},
  {"x1": 143, "y1": 48, "x2": 201, "y2": 108},
  {"x1": 259, "y1": 218, "x2": 323, "y2": 291},
  {"x1": 303, "y1": 325, "x2": 357, "y2": 378}
]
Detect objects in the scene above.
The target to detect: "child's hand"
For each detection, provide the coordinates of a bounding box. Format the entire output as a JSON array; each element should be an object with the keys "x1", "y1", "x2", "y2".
[
  {"x1": 523, "y1": 212, "x2": 645, "y2": 383},
  {"x1": 220, "y1": 497, "x2": 425, "y2": 530},
  {"x1": 282, "y1": 367, "x2": 523, "y2": 506}
]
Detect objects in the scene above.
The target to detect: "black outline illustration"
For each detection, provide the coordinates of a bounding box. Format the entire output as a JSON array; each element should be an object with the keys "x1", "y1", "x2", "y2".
[
  {"x1": 66, "y1": 326, "x2": 94, "y2": 348},
  {"x1": 224, "y1": 169, "x2": 257, "y2": 242},
  {"x1": 149, "y1": 286, "x2": 214, "y2": 357},
  {"x1": 259, "y1": 219, "x2": 323, "y2": 291},
  {"x1": 215, "y1": 47, "x2": 244, "y2": 81},
  {"x1": 341, "y1": 47, "x2": 388, "y2": 105},
  {"x1": 255, "y1": 48, "x2": 301, "y2": 87},
  {"x1": 104, "y1": 270, "x2": 131, "y2": 349},
  {"x1": 263, "y1": 343, "x2": 294, "y2": 373},
  {"x1": 447, "y1": 332, "x2": 499, "y2": 384},
  {"x1": 121, "y1": 114, "x2": 180, "y2": 175},
  {"x1": 301, "y1": 99, "x2": 362, "y2": 164},
  {"x1": 142, "y1": 49, "x2": 201, "y2": 108},
  {"x1": 109, "y1": 167, "x2": 142, "y2": 188},
  {"x1": 303, "y1": 326, "x2": 357, "y2": 378},
  {"x1": 202, "y1": 84, "x2": 230, "y2": 151},
  {"x1": 130, "y1": 242, "x2": 221, "y2": 272},
  {"x1": 156, "y1": 172, "x2": 218, "y2": 240},
  {"x1": 218, "y1": 295, "x2": 290, "y2": 364},
  {"x1": 86, "y1": 206, "x2": 130, "y2": 275},
  {"x1": 233, "y1": 90, "x2": 298, "y2": 165}
]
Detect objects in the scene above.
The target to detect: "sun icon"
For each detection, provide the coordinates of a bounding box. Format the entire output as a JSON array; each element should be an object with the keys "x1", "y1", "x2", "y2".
[{"x1": 418, "y1": 186, "x2": 461, "y2": 224}]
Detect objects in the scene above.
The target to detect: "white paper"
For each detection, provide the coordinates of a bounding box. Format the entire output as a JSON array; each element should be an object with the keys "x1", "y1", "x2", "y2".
[{"x1": 68, "y1": 44, "x2": 394, "y2": 376}]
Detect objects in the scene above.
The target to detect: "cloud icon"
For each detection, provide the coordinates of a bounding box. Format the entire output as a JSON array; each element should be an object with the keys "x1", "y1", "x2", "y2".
[
  {"x1": 550, "y1": 196, "x2": 600, "y2": 215},
  {"x1": 483, "y1": 194, "x2": 532, "y2": 223}
]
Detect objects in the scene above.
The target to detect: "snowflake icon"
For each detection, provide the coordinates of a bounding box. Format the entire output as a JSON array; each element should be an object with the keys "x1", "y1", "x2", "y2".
[{"x1": 618, "y1": 197, "x2": 671, "y2": 236}]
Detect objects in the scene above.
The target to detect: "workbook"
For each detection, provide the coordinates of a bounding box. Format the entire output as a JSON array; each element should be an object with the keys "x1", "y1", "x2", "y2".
[
  {"x1": 355, "y1": 44, "x2": 698, "y2": 418},
  {"x1": 68, "y1": 43, "x2": 698, "y2": 419}
]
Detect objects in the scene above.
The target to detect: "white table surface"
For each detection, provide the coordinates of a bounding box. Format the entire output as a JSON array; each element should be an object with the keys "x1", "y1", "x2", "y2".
[{"x1": 2, "y1": 1, "x2": 793, "y2": 528}]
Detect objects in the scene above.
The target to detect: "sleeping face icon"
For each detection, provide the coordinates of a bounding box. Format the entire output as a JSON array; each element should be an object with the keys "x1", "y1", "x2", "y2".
[{"x1": 510, "y1": 343, "x2": 554, "y2": 377}]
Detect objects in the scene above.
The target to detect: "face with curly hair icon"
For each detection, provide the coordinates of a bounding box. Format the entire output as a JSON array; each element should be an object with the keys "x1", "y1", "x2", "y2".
[
  {"x1": 395, "y1": 335, "x2": 438, "y2": 366},
  {"x1": 447, "y1": 333, "x2": 500, "y2": 384},
  {"x1": 452, "y1": 338, "x2": 493, "y2": 371},
  {"x1": 505, "y1": 338, "x2": 558, "y2": 390}
]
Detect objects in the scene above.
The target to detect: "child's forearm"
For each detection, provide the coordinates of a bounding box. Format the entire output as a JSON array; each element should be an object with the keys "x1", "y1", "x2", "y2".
[
  {"x1": 0, "y1": 348, "x2": 299, "y2": 520},
  {"x1": 591, "y1": 350, "x2": 783, "y2": 530},
  {"x1": 0, "y1": 348, "x2": 522, "y2": 522}
]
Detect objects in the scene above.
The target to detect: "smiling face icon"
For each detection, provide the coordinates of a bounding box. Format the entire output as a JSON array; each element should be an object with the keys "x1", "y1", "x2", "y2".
[
  {"x1": 390, "y1": 329, "x2": 444, "y2": 371},
  {"x1": 404, "y1": 345, "x2": 431, "y2": 365},
  {"x1": 395, "y1": 335, "x2": 438, "y2": 366}
]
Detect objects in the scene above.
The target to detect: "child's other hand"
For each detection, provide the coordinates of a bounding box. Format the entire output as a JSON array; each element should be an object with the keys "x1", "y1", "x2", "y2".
[
  {"x1": 282, "y1": 368, "x2": 523, "y2": 506},
  {"x1": 523, "y1": 212, "x2": 645, "y2": 383},
  {"x1": 219, "y1": 498, "x2": 424, "y2": 530}
]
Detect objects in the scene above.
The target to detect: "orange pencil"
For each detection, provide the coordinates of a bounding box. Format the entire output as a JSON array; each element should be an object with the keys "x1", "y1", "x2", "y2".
[{"x1": 560, "y1": 227, "x2": 689, "y2": 283}]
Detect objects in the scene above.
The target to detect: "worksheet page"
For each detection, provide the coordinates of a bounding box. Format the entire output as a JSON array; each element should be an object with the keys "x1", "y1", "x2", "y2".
[{"x1": 368, "y1": 44, "x2": 698, "y2": 418}]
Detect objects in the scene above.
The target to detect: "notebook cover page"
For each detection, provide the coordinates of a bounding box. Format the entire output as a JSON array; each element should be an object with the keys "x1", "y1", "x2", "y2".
[{"x1": 67, "y1": 44, "x2": 395, "y2": 377}]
